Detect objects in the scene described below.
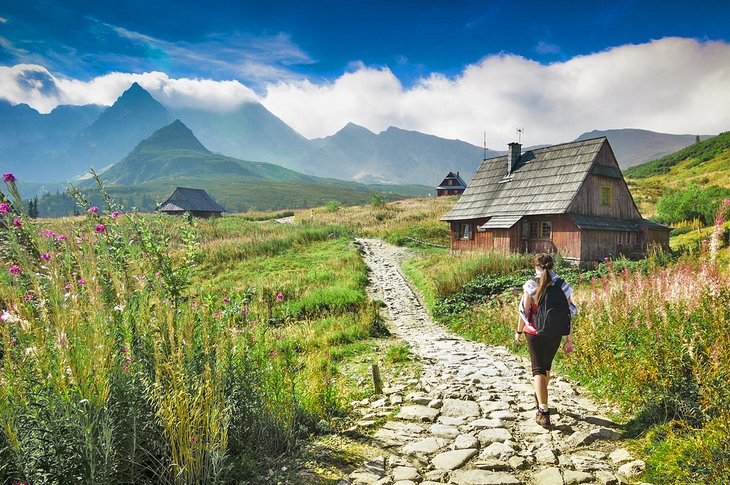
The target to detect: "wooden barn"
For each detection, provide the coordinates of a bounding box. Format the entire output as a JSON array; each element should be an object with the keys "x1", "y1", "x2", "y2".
[
  {"x1": 157, "y1": 187, "x2": 225, "y2": 218},
  {"x1": 441, "y1": 137, "x2": 671, "y2": 262},
  {"x1": 436, "y1": 171, "x2": 467, "y2": 197}
]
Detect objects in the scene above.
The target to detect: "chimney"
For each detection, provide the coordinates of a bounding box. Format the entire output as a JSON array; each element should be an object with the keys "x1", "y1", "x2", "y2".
[{"x1": 507, "y1": 142, "x2": 521, "y2": 175}]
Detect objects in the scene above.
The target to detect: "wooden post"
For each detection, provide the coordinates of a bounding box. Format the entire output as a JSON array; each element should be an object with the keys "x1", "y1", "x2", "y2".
[{"x1": 372, "y1": 363, "x2": 383, "y2": 395}]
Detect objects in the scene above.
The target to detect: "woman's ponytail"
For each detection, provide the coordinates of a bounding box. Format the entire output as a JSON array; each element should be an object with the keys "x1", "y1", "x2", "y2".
[{"x1": 534, "y1": 253, "x2": 554, "y2": 304}]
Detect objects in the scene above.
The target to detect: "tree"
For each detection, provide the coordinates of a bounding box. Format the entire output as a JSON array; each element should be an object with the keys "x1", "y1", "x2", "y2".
[{"x1": 695, "y1": 135, "x2": 700, "y2": 144}]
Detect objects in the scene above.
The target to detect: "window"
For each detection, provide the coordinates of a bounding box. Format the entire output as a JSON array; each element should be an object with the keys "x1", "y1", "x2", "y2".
[
  {"x1": 529, "y1": 222, "x2": 539, "y2": 238},
  {"x1": 600, "y1": 185, "x2": 612, "y2": 206},
  {"x1": 540, "y1": 221, "x2": 552, "y2": 238},
  {"x1": 521, "y1": 221, "x2": 529, "y2": 240},
  {"x1": 459, "y1": 223, "x2": 473, "y2": 240}
]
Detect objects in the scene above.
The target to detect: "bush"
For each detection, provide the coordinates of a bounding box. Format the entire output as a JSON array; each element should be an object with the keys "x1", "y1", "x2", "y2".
[
  {"x1": 655, "y1": 184, "x2": 730, "y2": 225},
  {"x1": 371, "y1": 194, "x2": 385, "y2": 207},
  {"x1": 324, "y1": 200, "x2": 341, "y2": 212}
]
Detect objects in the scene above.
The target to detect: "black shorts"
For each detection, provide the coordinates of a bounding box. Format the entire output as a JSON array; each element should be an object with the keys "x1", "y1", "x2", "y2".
[{"x1": 525, "y1": 333, "x2": 562, "y2": 376}]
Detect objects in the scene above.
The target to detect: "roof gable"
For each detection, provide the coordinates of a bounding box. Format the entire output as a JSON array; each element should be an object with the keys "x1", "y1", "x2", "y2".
[
  {"x1": 158, "y1": 187, "x2": 226, "y2": 213},
  {"x1": 442, "y1": 137, "x2": 606, "y2": 221},
  {"x1": 437, "y1": 171, "x2": 467, "y2": 189}
]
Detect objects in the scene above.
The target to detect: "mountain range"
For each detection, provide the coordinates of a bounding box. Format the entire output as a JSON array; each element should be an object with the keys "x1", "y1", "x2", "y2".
[{"x1": 0, "y1": 82, "x2": 718, "y2": 188}]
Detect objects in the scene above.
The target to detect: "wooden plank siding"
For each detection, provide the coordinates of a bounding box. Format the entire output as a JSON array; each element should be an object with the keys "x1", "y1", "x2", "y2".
[
  {"x1": 568, "y1": 144, "x2": 642, "y2": 220},
  {"x1": 450, "y1": 218, "x2": 490, "y2": 251}
]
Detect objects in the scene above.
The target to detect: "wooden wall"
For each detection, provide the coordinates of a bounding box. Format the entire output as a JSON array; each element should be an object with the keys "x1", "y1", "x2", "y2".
[
  {"x1": 568, "y1": 144, "x2": 642, "y2": 219},
  {"x1": 449, "y1": 218, "x2": 490, "y2": 251}
]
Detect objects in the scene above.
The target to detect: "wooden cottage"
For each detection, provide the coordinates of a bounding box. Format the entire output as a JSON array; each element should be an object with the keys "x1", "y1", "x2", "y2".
[
  {"x1": 157, "y1": 187, "x2": 225, "y2": 218},
  {"x1": 436, "y1": 172, "x2": 467, "y2": 197},
  {"x1": 441, "y1": 137, "x2": 671, "y2": 262}
]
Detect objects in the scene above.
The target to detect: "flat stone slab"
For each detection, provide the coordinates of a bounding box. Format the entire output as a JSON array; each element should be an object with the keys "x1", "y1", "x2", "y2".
[
  {"x1": 350, "y1": 456, "x2": 386, "y2": 484},
  {"x1": 453, "y1": 433, "x2": 479, "y2": 450},
  {"x1": 477, "y1": 428, "x2": 513, "y2": 445},
  {"x1": 398, "y1": 405, "x2": 440, "y2": 422},
  {"x1": 402, "y1": 437, "x2": 448, "y2": 455},
  {"x1": 441, "y1": 399, "x2": 481, "y2": 418},
  {"x1": 449, "y1": 469, "x2": 520, "y2": 484},
  {"x1": 430, "y1": 424, "x2": 461, "y2": 439},
  {"x1": 432, "y1": 448, "x2": 478, "y2": 470},
  {"x1": 563, "y1": 470, "x2": 593, "y2": 485},
  {"x1": 468, "y1": 418, "x2": 505, "y2": 429},
  {"x1": 392, "y1": 466, "x2": 419, "y2": 481},
  {"x1": 534, "y1": 467, "x2": 564, "y2": 485}
]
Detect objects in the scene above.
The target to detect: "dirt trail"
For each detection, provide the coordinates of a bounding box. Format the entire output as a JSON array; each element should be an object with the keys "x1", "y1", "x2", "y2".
[{"x1": 341, "y1": 238, "x2": 645, "y2": 485}]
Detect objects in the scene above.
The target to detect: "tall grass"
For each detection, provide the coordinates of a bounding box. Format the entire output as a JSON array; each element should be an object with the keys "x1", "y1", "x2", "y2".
[
  {"x1": 0, "y1": 175, "x2": 380, "y2": 483},
  {"x1": 402, "y1": 246, "x2": 730, "y2": 483}
]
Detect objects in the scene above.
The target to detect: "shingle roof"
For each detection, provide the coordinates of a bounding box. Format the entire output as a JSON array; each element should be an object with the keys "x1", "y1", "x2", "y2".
[
  {"x1": 442, "y1": 137, "x2": 606, "y2": 221},
  {"x1": 479, "y1": 215, "x2": 522, "y2": 229},
  {"x1": 157, "y1": 187, "x2": 226, "y2": 213},
  {"x1": 570, "y1": 214, "x2": 639, "y2": 232},
  {"x1": 437, "y1": 171, "x2": 467, "y2": 190}
]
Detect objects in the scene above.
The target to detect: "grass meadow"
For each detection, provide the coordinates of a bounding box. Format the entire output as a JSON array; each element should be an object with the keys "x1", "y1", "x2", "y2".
[
  {"x1": 0, "y1": 176, "x2": 417, "y2": 484},
  {"x1": 3, "y1": 175, "x2": 729, "y2": 484}
]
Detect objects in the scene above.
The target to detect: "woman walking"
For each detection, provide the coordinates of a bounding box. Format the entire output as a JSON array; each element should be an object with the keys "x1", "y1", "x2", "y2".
[{"x1": 515, "y1": 253, "x2": 575, "y2": 427}]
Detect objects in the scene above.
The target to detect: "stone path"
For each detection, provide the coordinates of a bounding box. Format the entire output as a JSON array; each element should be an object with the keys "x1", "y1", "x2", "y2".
[{"x1": 341, "y1": 239, "x2": 646, "y2": 485}]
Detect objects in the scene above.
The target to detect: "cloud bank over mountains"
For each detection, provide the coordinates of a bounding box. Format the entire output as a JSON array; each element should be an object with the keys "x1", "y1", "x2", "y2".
[{"x1": 1, "y1": 37, "x2": 729, "y2": 147}]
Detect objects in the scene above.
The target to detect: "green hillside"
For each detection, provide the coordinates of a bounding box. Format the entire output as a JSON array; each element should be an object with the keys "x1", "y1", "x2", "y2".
[{"x1": 625, "y1": 131, "x2": 730, "y2": 217}]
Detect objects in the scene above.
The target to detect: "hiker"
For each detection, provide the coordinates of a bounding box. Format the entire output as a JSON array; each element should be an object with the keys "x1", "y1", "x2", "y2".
[{"x1": 515, "y1": 253, "x2": 575, "y2": 427}]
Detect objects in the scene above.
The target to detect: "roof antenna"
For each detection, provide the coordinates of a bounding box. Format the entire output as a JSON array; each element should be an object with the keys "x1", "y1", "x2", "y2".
[
  {"x1": 483, "y1": 130, "x2": 487, "y2": 161},
  {"x1": 516, "y1": 127, "x2": 524, "y2": 144}
]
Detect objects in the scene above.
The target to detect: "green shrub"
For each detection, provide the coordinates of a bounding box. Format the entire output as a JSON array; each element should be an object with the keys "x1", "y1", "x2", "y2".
[{"x1": 324, "y1": 200, "x2": 342, "y2": 212}]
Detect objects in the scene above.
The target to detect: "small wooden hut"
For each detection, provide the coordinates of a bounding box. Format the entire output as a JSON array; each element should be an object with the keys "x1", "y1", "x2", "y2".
[
  {"x1": 436, "y1": 172, "x2": 467, "y2": 197},
  {"x1": 157, "y1": 187, "x2": 225, "y2": 218},
  {"x1": 441, "y1": 137, "x2": 671, "y2": 262}
]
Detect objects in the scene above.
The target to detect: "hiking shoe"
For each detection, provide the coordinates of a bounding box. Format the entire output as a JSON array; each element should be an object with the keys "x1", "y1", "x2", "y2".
[{"x1": 536, "y1": 409, "x2": 551, "y2": 428}]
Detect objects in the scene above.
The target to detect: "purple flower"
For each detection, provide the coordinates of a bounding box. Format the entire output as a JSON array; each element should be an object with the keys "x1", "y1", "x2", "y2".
[
  {"x1": 77, "y1": 278, "x2": 85, "y2": 286},
  {"x1": 88, "y1": 206, "x2": 99, "y2": 214},
  {"x1": 242, "y1": 308, "x2": 249, "y2": 316},
  {"x1": 75, "y1": 236, "x2": 84, "y2": 244},
  {"x1": 724, "y1": 199, "x2": 730, "y2": 204},
  {"x1": 119, "y1": 347, "x2": 127, "y2": 354},
  {"x1": 2, "y1": 173, "x2": 16, "y2": 183},
  {"x1": 43, "y1": 230, "x2": 56, "y2": 238},
  {"x1": 64, "y1": 284, "x2": 72, "y2": 291},
  {"x1": 57, "y1": 234, "x2": 67, "y2": 241},
  {"x1": 276, "y1": 293, "x2": 284, "y2": 300},
  {"x1": 41, "y1": 253, "x2": 51, "y2": 261},
  {"x1": 23, "y1": 293, "x2": 35, "y2": 302},
  {"x1": 13, "y1": 218, "x2": 21, "y2": 227},
  {"x1": 111, "y1": 211, "x2": 120, "y2": 218},
  {"x1": 8, "y1": 338, "x2": 16, "y2": 346},
  {"x1": 0, "y1": 203, "x2": 9, "y2": 213},
  {"x1": 95, "y1": 224, "x2": 105, "y2": 233},
  {"x1": 8, "y1": 265, "x2": 20, "y2": 275},
  {"x1": 223, "y1": 297, "x2": 231, "y2": 304}
]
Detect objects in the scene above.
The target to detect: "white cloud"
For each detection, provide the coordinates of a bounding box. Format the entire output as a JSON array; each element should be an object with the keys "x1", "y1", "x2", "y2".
[
  {"x1": 0, "y1": 65, "x2": 258, "y2": 112},
  {"x1": 0, "y1": 37, "x2": 729, "y2": 148},
  {"x1": 261, "y1": 37, "x2": 730, "y2": 147}
]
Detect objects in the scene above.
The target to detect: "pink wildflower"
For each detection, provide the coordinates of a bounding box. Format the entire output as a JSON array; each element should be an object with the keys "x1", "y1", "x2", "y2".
[
  {"x1": 2, "y1": 172, "x2": 16, "y2": 183},
  {"x1": 212, "y1": 311, "x2": 222, "y2": 318},
  {"x1": 64, "y1": 284, "x2": 72, "y2": 291},
  {"x1": 41, "y1": 253, "x2": 51, "y2": 261},
  {"x1": 23, "y1": 293, "x2": 35, "y2": 302},
  {"x1": 77, "y1": 278, "x2": 85, "y2": 286},
  {"x1": 119, "y1": 347, "x2": 127, "y2": 354},
  {"x1": 43, "y1": 230, "x2": 56, "y2": 238},
  {"x1": 724, "y1": 199, "x2": 730, "y2": 204},
  {"x1": 111, "y1": 211, "x2": 120, "y2": 218},
  {"x1": 88, "y1": 206, "x2": 99, "y2": 214},
  {"x1": 0, "y1": 202, "x2": 9, "y2": 213},
  {"x1": 95, "y1": 224, "x2": 105, "y2": 233},
  {"x1": 13, "y1": 218, "x2": 21, "y2": 227},
  {"x1": 8, "y1": 338, "x2": 16, "y2": 346},
  {"x1": 57, "y1": 234, "x2": 67, "y2": 241},
  {"x1": 75, "y1": 236, "x2": 84, "y2": 244},
  {"x1": 8, "y1": 265, "x2": 20, "y2": 275},
  {"x1": 276, "y1": 293, "x2": 284, "y2": 300},
  {"x1": 269, "y1": 349, "x2": 278, "y2": 357},
  {"x1": 223, "y1": 297, "x2": 231, "y2": 303},
  {"x1": 242, "y1": 307, "x2": 249, "y2": 316}
]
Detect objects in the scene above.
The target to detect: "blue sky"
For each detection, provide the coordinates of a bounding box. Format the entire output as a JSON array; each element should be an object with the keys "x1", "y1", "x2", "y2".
[
  {"x1": 3, "y1": 0, "x2": 729, "y2": 86},
  {"x1": 1, "y1": 1, "x2": 730, "y2": 146}
]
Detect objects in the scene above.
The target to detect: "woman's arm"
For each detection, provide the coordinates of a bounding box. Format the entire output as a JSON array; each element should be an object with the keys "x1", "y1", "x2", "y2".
[
  {"x1": 563, "y1": 296, "x2": 575, "y2": 354},
  {"x1": 515, "y1": 291, "x2": 532, "y2": 343}
]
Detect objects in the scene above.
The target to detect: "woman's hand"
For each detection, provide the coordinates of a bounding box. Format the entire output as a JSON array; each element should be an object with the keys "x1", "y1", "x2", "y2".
[
  {"x1": 515, "y1": 332, "x2": 523, "y2": 344},
  {"x1": 563, "y1": 337, "x2": 574, "y2": 355}
]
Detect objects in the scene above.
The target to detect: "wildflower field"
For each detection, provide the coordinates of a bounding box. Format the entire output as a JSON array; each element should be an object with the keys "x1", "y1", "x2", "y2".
[
  {"x1": 0, "y1": 174, "x2": 402, "y2": 484},
  {"x1": 401, "y1": 207, "x2": 730, "y2": 484}
]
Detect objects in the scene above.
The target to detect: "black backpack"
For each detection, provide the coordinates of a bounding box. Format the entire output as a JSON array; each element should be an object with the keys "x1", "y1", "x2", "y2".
[{"x1": 534, "y1": 278, "x2": 571, "y2": 336}]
